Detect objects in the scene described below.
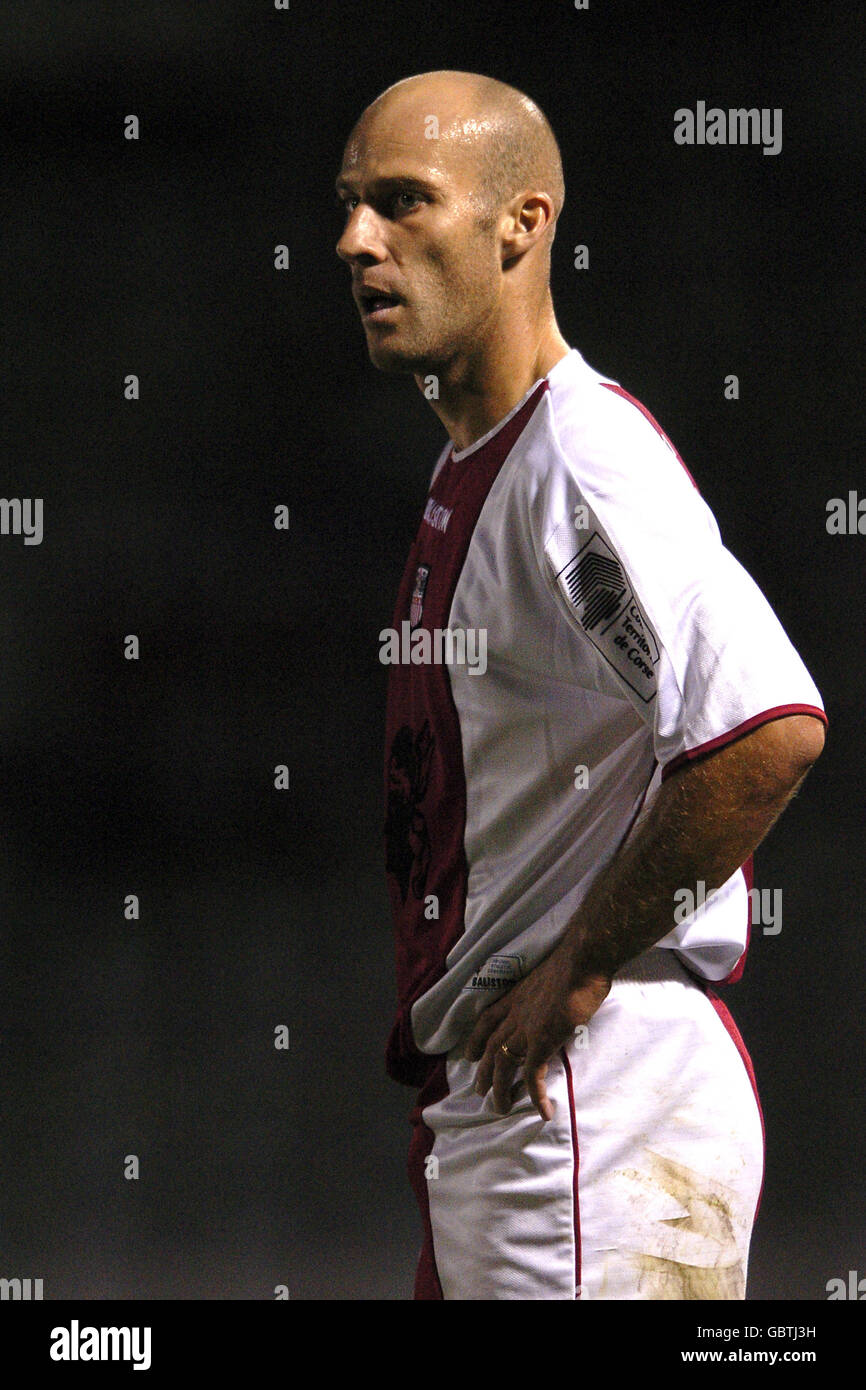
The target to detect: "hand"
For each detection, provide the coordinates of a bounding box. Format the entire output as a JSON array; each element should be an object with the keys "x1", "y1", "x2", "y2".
[{"x1": 461, "y1": 945, "x2": 611, "y2": 1122}]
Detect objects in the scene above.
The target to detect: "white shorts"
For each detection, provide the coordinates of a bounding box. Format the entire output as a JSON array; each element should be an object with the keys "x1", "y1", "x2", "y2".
[{"x1": 407, "y1": 947, "x2": 765, "y2": 1300}]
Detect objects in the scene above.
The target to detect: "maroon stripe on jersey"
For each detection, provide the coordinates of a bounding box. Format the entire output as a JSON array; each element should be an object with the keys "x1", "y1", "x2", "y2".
[
  {"x1": 600, "y1": 382, "x2": 701, "y2": 491},
  {"x1": 560, "y1": 1047, "x2": 582, "y2": 1298},
  {"x1": 660, "y1": 703, "x2": 828, "y2": 782},
  {"x1": 704, "y1": 988, "x2": 766, "y2": 1223},
  {"x1": 384, "y1": 380, "x2": 550, "y2": 1086},
  {"x1": 407, "y1": 1056, "x2": 449, "y2": 1299}
]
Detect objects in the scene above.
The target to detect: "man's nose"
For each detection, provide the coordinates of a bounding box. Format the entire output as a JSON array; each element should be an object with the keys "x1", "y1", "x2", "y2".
[{"x1": 336, "y1": 205, "x2": 387, "y2": 263}]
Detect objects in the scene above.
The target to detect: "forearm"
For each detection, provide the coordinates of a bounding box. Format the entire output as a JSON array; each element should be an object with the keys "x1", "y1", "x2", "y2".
[{"x1": 559, "y1": 714, "x2": 825, "y2": 983}]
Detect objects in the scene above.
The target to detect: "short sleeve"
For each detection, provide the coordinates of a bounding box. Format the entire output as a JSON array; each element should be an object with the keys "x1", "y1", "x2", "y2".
[{"x1": 537, "y1": 383, "x2": 827, "y2": 773}]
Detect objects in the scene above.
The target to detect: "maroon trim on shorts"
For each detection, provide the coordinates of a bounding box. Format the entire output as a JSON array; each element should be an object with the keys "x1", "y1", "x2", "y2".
[
  {"x1": 661, "y1": 704, "x2": 828, "y2": 782},
  {"x1": 560, "y1": 1047, "x2": 582, "y2": 1297},
  {"x1": 704, "y1": 988, "x2": 766, "y2": 1223},
  {"x1": 407, "y1": 1055, "x2": 449, "y2": 1299},
  {"x1": 720, "y1": 856, "x2": 753, "y2": 985}
]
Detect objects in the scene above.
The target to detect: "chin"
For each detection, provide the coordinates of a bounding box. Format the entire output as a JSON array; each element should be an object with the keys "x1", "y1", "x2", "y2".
[{"x1": 366, "y1": 339, "x2": 423, "y2": 374}]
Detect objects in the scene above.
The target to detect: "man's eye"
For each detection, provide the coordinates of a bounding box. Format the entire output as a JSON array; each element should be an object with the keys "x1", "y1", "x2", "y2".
[{"x1": 394, "y1": 190, "x2": 422, "y2": 211}]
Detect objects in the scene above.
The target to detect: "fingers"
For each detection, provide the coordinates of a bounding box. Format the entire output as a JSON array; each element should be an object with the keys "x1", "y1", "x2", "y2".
[
  {"x1": 462, "y1": 997, "x2": 511, "y2": 1061},
  {"x1": 473, "y1": 1034, "x2": 529, "y2": 1113},
  {"x1": 473, "y1": 1038, "x2": 556, "y2": 1124},
  {"x1": 526, "y1": 1059, "x2": 554, "y2": 1123},
  {"x1": 491, "y1": 1041, "x2": 525, "y2": 1114},
  {"x1": 474, "y1": 1032, "x2": 519, "y2": 1097}
]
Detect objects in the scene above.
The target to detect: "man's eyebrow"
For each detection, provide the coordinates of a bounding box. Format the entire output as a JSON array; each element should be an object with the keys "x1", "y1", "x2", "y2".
[{"x1": 334, "y1": 173, "x2": 441, "y2": 197}]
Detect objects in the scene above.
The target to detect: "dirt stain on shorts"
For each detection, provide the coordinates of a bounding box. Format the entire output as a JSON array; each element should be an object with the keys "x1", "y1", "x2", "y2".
[{"x1": 614, "y1": 1150, "x2": 746, "y2": 1300}]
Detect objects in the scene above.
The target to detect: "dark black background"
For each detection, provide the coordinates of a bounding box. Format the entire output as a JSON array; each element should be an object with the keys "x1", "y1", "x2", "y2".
[{"x1": 1, "y1": 0, "x2": 862, "y2": 1299}]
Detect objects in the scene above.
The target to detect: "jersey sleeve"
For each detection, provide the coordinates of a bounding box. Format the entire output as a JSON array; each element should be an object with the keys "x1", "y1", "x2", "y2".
[{"x1": 537, "y1": 383, "x2": 827, "y2": 774}]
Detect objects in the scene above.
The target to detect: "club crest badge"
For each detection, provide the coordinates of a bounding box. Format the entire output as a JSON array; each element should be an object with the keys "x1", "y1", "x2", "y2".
[{"x1": 409, "y1": 564, "x2": 431, "y2": 628}]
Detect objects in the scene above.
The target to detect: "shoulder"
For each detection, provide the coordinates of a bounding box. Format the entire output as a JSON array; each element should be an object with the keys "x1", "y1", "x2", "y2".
[
  {"x1": 543, "y1": 348, "x2": 702, "y2": 510},
  {"x1": 518, "y1": 350, "x2": 720, "y2": 569}
]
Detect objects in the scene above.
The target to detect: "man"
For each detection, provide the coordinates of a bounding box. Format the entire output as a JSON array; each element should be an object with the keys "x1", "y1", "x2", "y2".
[{"x1": 335, "y1": 71, "x2": 827, "y2": 1300}]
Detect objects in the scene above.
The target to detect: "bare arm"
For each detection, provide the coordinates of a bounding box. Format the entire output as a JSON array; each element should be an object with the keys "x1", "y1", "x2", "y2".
[
  {"x1": 463, "y1": 713, "x2": 826, "y2": 1119},
  {"x1": 559, "y1": 712, "x2": 825, "y2": 980}
]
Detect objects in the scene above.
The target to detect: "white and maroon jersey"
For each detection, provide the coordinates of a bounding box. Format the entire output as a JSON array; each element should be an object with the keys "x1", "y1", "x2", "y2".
[{"x1": 383, "y1": 347, "x2": 827, "y2": 1087}]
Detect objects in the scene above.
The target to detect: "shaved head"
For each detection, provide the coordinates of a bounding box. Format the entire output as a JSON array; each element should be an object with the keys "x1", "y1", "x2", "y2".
[
  {"x1": 358, "y1": 70, "x2": 565, "y2": 238},
  {"x1": 336, "y1": 70, "x2": 567, "y2": 379}
]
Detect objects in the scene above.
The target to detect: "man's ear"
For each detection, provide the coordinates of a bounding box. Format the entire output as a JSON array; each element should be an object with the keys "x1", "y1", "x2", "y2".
[{"x1": 499, "y1": 191, "x2": 556, "y2": 266}]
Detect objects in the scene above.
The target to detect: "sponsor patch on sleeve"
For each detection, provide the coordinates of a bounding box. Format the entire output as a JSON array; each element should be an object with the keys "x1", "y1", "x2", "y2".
[{"x1": 554, "y1": 530, "x2": 659, "y2": 702}]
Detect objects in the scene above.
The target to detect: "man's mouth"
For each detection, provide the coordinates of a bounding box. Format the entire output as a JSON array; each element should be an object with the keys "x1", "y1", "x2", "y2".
[{"x1": 357, "y1": 288, "x2": 404, "y2": 320}]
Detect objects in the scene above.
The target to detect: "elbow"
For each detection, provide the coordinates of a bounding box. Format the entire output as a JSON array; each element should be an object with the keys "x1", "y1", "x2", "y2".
[{"x1": 774, "y1": 712, "x2": 826, "y2": 786}]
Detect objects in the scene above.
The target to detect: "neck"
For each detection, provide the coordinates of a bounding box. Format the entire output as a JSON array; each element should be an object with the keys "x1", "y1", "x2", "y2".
[{"x1": 414, "y1": 301, "x2": 571, "y2": 454}]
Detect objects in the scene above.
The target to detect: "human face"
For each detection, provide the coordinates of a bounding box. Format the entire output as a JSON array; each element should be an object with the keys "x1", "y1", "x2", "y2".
[{"x1": 335, "y1": 105, "x2": 501, "y2": 374}]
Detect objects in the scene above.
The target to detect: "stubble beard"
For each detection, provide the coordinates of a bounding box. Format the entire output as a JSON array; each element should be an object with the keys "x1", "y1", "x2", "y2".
[{"x1": 366, "y1": 293, "x2": 487, "y2": 379}]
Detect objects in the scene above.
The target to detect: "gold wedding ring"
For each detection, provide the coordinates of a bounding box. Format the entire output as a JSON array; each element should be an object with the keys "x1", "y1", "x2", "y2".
[{"x1": 500, "y1": 1041, "x2": 526, "y2": 1062}]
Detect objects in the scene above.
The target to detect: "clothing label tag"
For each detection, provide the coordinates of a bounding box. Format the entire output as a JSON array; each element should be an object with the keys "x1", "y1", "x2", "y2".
[{"x1": 462, "y1": 954, "x2": 525, "y2": 993}]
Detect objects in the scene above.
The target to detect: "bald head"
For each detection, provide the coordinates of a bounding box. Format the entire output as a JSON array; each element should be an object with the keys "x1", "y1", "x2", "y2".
[
  {"x1": 336, "y1": 70, "x2": 567, "y2": 377},
  {"x1": 354, "y1": 70, "x2": 564, "y2": 239}
]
